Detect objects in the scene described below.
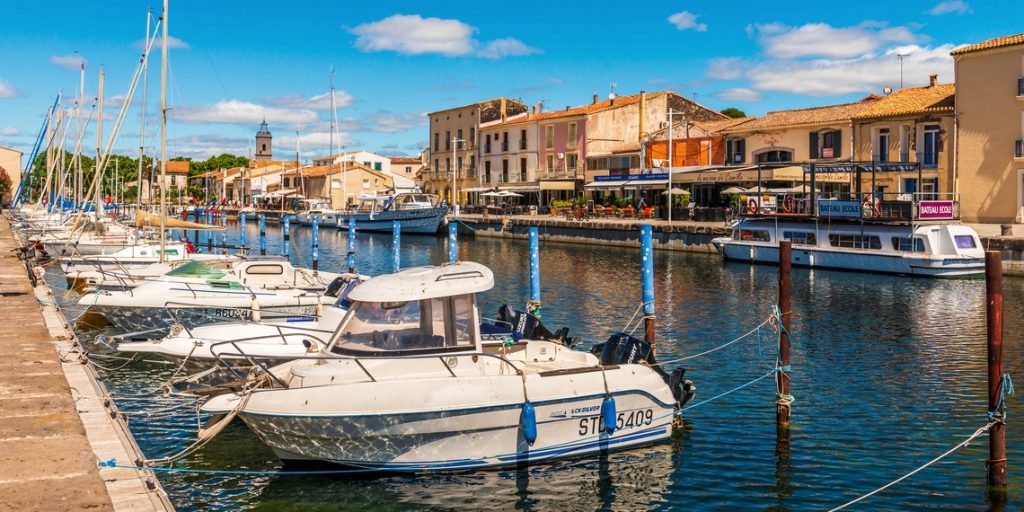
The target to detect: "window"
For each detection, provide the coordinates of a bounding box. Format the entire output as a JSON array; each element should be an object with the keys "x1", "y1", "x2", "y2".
[
  {"x1": 726, "y1": 138, "x2": 745, "y2": 163},
  {"x1": 828, "y1": 234, "x2": 881, "y2": 249},
  {"x1": 469, "y1": 127, "x2": 475, "y2": 145},
  {"x1": 434, "y1": 159, "x2": 439, "y2": 177},
  {"x1": 809, "y1": 130, "x2": 841, "y2": 159},
  {"x1": 520, "y1": 157, "x2": 527, "y2": 182},
  {"x1": 363, "y1": 161, "x2": 371, "y2": 168},
  {"x1": 567, "y1": 123, "x2": 577, "y2": 148},
  {"x1": 737, "y1": 230, "x2": 770, "y2": 242},
  {"x1": 329, "y1": 296, "x2": 475, "y2": 355},
  {"x1": 520, "y1": 129, "x2": 527, "y2": 150},
  {"x1": 485, "y1": 161, "x2": 492, "y2": 183},
  {"x1": 434, "y1": 133, "x2": 439, "y2": 151},
  {"x1": 545, "y1": 125, "x2": 554, "y2": 148},
  {"x1": 485, "y1": 134, "x2": 491, "y2": 153},
  {"x1": 456, "y1": 156, "x2": 463, "y2": 176},
  {"x1": 877, "y1": 128, "x2": 890, "y2": 162},
  {"x1": 502, "y1": 159, "x2": 509, "y2": 183},
  {"x1": 362, "y1": 178, "x2": 369, "y2": 189},
  {"x1": 954, "y1": 235, "x2": 977, "y2": 249},
  {"x1": 469, "y1": 155, "x2": 476, "y2": 176},
  {"x1": 374, "y1": 162, "x2": 382, "y2": 171},
  {"x1": 587, "y1": 157, "x2": 608, "y2": 170},
  {"x1": 283, "y1": 177, "x2": 290, "y2": 187},
  {"x1": 245, "y1": 264, "x2": 285, "y2": 275},
  {"x1": 566, "y1": 152, "x2": 578, "y2": 171},
  {"x1": 892, "y1": 237, "x2": 926, "y2": 252},
  {"x1": 502, "y1": 132, "x2": 509, "y2": 152},
  {"x1": 445, "y1": 131, "x2": 451, "y2": 150},
  {"x1": 457, "y1": 128, "x2": 463, "y2": 142},
  {"x1": 755, "y1": 150, "x2": 793, "y2": 163},
  {"x1": 922, "y1": 125, "x2": 940, "y2": 168},
  {"x1": 405, "y1": 166, "x2": 413, "y2": 174},
  {"x1": 899, "y1": 125, "x2": 911, "y2": 162},
  {"x1": 445, "y1": 158, "x2": 451, "y2": 173},
  {"x1": 783, "y1": 231, "x2": 817, "y2": 246},
  {"x1": 261, "y1": 143, "x2": 267, "y2": 152},
  {"x1": 546, "y1": 155, "x2": 554, "y2": 171}
]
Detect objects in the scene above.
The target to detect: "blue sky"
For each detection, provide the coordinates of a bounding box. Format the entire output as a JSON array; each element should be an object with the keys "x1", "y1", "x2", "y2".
[{"x1": 0, "y1": 0, "x2": 1016, "y2": 162}]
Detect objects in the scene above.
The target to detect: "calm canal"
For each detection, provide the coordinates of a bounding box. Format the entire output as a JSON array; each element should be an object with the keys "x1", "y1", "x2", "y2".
[{"x1": 60, "y1": 222, "x2": 1024, "y2": 511}]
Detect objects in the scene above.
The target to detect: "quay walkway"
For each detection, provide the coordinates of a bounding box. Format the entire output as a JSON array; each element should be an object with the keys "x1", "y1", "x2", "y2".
[{"x1": 0, "y1": 217, "x2": 171, "y2": 511}]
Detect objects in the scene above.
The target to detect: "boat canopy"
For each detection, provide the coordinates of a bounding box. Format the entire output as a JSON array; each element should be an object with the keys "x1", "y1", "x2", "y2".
[
  {"x1": 165, "y1": 260, "x2": 227, "y2": 279},
  {"x1": 347, "y1": 262, "x2": 494, "y2": 303}
]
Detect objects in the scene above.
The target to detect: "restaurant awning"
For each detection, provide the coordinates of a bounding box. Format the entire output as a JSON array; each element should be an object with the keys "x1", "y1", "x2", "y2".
[
  {"x1": 499, "y1": 185, "x2": 540, "y2": 192},
  {"x1": 584, "y1": 179, "x2": 669, "y2": 190},
  {"x1": 464, "y1": 186, "x2": 493, "y2": 193},
  {"x1": 539, "y1": 180, "x2": 577, "y2": 191},
  {"x1": 673, "y1": 165, "x2": 849, "y2": 184}
]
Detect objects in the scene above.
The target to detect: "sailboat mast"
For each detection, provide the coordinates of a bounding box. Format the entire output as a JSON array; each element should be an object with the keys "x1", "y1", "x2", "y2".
[
  {"x1": 138, "y1": 8, "x2": 151, "y2": 207},
  {"x1": 328, "y1": 66, "x2": 334, "y2": 205},
  {"x1": 159, "y1": 0, "x2": 168, "y2": 262},
  {"x1": 96, "y1": 67, "x2": 104, "y2": 216},
  {"x1": 77, "y1": 62, "x2": 85, "y2": 206}
]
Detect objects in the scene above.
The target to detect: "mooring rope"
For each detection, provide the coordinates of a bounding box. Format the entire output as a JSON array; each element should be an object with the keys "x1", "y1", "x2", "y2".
[
  {"x1": 827, "y1": 422, "x2": 996, "y2": 512},
  {"x1": 655, "y1": 316, "x2": 775, "y2": 366},
  {"x1": 680, "y1": 369, "x2": 777, "y2": 412}
]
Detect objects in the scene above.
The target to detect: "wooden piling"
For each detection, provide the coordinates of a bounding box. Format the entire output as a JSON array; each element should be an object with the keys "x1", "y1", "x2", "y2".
[
  {"x1": 777, "y1": 240, "x2": 792, "y2": 429},
  {"x1": 986, "y1": 250, "x2": 1007, "y2": 488}
]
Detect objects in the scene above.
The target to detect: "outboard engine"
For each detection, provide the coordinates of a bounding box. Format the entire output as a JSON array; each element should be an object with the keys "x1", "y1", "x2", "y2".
[
  {"x1": 495, "y1": 304, "x2": 574, "y2": 347},
  {"x1": 325, "y1": 276, "x2": 360, "y2": 308},
  {"x1": 668, "y1": 367, "x2": 697, "y2": 408},
  {"x1": 590, "y1": 333, "x2": 651, "y2": 365}
]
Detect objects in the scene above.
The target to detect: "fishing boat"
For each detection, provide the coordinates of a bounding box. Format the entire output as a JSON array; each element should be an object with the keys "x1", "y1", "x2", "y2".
[
  {"x1": 200, "y1": 262, "x2": 695, "y2": 471},
  {"x1": 78, "y1": 259, "x2": 348, "y2": 333},
  {"x1": 293, "y1": 199, "x2": 340, "y2": 227},
  {"x1": 335, "y1": 193, "x2": 446, "y2": 234}
]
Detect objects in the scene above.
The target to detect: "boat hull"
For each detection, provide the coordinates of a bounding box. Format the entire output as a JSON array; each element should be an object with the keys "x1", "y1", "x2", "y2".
[
  {"x1": 718, "y1": 241, "x2": 985, "y2": 277},
  {"x1": 335, "y1": 208, "x2": 446, "y2": 234},
  {"x1": 89, "y1": 304, "x2": 323, "y2": 334}
]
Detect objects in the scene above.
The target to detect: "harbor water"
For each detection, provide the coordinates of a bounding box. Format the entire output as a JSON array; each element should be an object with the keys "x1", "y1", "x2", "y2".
[{"x1": 55, "y1": 222, "x2": 1024, "y2": 511}]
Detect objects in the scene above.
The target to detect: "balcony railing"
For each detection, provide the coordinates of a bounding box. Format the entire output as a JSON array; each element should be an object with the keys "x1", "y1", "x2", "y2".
[
  {"x1": 1018, "y1": 77, "x2": 1024, "y2": 96},
  {"x1": 539, "y1": 167, "x2": 584, "y2": 180},
  {"x1": 1016, "y1": 139, "x2": 1024, "y2": 158},
  {"x1": 501, "y1": 142, "x2": 509, "y2": 152},
  {"x1": 519, "y1": 140, "x2": 527, "y2": 150}
]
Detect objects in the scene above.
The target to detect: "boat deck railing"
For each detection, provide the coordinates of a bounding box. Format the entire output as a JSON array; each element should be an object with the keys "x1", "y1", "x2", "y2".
[{"x1": 738, "y1": 191, "x2": 960, "y2": 223}]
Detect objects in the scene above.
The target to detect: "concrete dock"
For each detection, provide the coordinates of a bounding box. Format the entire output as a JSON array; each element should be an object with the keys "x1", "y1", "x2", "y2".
[{"x1": 0, "y1": 217, "x2": 171, "y2": 511}]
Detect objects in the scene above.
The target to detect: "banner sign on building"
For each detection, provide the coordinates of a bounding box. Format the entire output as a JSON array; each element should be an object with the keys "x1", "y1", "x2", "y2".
[
  {"x1": 593, "y1": 173, "x2": 668, "y2": 182},
  {"x1": 818, "y1": 199, "x2": 862, "y2": 218},
  {"x1": 917, "y1": 200, "x2": 955, "y2": 220},
  {"x1": 802, "y1": 163, "x2": 920, "y2": 173}
]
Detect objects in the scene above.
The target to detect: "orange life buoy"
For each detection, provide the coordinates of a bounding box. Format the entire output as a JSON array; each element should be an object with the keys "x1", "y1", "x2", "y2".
[
  {"x1": 747, "y1": 198, "x2": 759, "y2": 214},
  {"x1": 782, "y1": 194, "x2": 795, "y2": 213}
]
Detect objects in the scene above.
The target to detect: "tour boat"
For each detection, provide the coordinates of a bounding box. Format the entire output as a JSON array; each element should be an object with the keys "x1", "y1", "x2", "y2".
[
  {"x1": 713, "y1": 216, "x2": 985, "y2": 277},
  {"x1": 293, "y1": 199, "x2": 340, "y2": 227},
  {"x1": 200, "y1": 262, "x2": 695, "y2": 471},
  {"x1": 335, "y1": 193, "x2": 446, "y2": 234},
  {"x1": 78, "y1": 259, "x2": 348, "y2": 333}
]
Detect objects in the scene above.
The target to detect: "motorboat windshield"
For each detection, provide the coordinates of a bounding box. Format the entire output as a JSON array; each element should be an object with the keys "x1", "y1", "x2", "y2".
[
  {"x1": 329, "y1": 294, "x2": 476, "y2": 356},
  {"x1": 390, "y1": 194, "x2": 436, "y2": 210},
  {"x1": 165, "y1": 260, "x2": 227, "y2": 279}
]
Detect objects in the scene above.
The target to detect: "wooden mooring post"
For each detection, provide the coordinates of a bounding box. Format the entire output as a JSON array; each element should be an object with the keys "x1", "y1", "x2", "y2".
[
  {"x1": 777, "y1": 240, "x2": 793, "y2": 430},
  {"x1": 986, "y1": 250, "x2": 1007, "y2": 488}
]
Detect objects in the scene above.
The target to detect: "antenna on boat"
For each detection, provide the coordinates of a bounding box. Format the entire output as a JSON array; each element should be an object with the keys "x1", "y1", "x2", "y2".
[{"x1": 158, "y1": 0, "x2": 169, "y2": 263}]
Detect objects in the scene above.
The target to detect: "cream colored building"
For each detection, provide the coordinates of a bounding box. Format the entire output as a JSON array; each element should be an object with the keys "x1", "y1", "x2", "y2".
[
  {"x1": 852, "y1": 79, "x2": 955, "y2": 197},
  {"x1": 953, "y1": 33, "x2": 1024, "y2": 223},
  {"x1": 283, "y1": 163, "x2": 394, "y2": 209},
  {"x1": 0, "y1": 146, "x2": 23, "y2": 204}
]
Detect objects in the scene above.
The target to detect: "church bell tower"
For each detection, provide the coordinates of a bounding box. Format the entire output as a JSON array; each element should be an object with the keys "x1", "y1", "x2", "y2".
[{"x1": 255, "y1": 119, "x2": 272, "y2": 161}]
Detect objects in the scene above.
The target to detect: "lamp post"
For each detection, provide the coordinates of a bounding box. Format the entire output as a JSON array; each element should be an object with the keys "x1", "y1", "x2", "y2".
[
  {"x1": 451, "y1": 137, "x2": 465, "y2": 216},
  {"x1": 666, "y1": 109, "x2": 686, "y2": 226}
]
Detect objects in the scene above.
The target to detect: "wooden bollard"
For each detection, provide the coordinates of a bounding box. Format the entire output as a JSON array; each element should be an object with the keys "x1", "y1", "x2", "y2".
[
  {"x1": 777, "y1": 240, "x2": 793, "y2": 429},
  {"x1": 986, "y1": 250, "x2": 1007, "y2": 488}
]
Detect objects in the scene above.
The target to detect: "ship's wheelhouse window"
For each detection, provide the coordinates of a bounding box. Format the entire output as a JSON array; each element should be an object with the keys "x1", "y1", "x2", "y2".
[
  {"x1": 783, "y1": 231, "x2": 817, "y2": 246},
  {"x1": 245, "y1": 264, "x2": 284, "y2": 275},
  {"x1": 331, "y1": 294, "x2": 475, "y2": 355},
  {"x1": 892, "y1": 237, "x2": 926, "y2": 252},
  {"x1": 828, "y1": 234, "x2": 881, "y2": 249},
  {"x1": 737, "y1": 229, "x2": 770, "y2": 242},
  {"x1": 954, "y1": 235, "x2": 977, "y2": 249}
]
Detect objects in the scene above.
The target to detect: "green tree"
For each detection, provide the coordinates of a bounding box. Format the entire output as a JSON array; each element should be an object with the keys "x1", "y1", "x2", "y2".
[
  {"x1": 0, "y1": 166, "x2": 12, "y2": 204},
  {"x1": 720, "y1": 107, "x2": 746, "y2": 119}
]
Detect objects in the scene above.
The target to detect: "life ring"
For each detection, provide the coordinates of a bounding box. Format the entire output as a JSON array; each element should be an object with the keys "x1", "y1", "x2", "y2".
[
  {"x1": 781, "y1": 194, "x2": 795, "y2": 213},
  {"x1": 747, "y1": 198, "x2": 759, "y2": 214}
]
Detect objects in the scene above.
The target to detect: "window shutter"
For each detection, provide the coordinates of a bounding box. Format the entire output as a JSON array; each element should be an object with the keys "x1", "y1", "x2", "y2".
[
  {"x1": 832, "y1": 130, "x2": 842, "y2": 158},
  {"x1": 737, "y1": 139, "x2": 746, "y2": 163},
  {"x1": 809, "y1": 132, "x2": 819, "y2": 159}
]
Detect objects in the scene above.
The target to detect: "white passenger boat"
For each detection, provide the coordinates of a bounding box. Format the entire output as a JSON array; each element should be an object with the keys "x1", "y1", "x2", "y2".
[
  {"x1": 79, "y1": 259, "x2": 348, "y2": 333},
  {"x1": 201, "y1": 262, "x2": 695, "y2": 471},
  {"x1": 335, "y1": 193, "x2": 446, "y2": 234}
]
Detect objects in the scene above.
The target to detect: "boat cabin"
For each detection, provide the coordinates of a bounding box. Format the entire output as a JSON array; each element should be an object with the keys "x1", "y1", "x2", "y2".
[
  {"x1": 327, "y1": 262, "x2": 492, "y2": 356},
  {"x1": 354, "y1": 193, "x2": 438, "y2": 214}
]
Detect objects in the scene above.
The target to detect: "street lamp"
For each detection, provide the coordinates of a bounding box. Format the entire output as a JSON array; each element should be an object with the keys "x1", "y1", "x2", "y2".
[
  {"x1": 451, "y1": 137, "x2": 465, "y2": 216},
  {"x1": 666, "y1": 108, "x2": 686, "y2": 226}
]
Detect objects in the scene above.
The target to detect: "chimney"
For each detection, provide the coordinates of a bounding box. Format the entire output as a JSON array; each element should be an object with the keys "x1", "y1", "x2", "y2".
[
  {"x1": 565, "y1": 105, "x2": 570, "y2": 111},
  {"x1": 929, "y1": 74, "x2": 938, "y2": 87},
  {"x1": 500, "y1": 97, "x2": 507, "y2": 122},
  {"x1": 538, "y1": 101, "x2": 544, "y2": 113},
  {"x1": 592, "y1": 93, "x2": 599, "y2": 105},
  {"x1": 638, "y1": 90, "x2": 647, "y2": 142}
]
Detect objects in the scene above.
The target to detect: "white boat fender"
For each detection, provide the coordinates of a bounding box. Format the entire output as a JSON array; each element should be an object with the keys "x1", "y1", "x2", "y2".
[
  {"x1": 521, "y1": 402, "x2": 537, "y2": 445},
  {"x1": 315, "y1": 302, "x2": 323, "y2": 318},
  {"x1": 251, "y1": 298, "x2": 261, "y2": 323},
  {"x1": 602, "y1": 395, "x2": 617, "y2": 434}
]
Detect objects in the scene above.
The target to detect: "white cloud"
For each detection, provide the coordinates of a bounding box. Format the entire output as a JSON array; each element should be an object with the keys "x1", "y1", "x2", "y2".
[
  {"x1": 171, "y1": 99, "x2": 318, "y2": 125},
  {"x1": 751, "y1": 22, "x2": 916, "y2": 59},
  {"x1": 668, "y1": 11, "x2": 707, "y2": 32},
  {"x1": 265, "y1": 91, "x2": 354, "y2": 111},
  {"x1": 365, "y1": 111, "x2": 426, "y2": 133},
  {"x1": 135, "y1": 35, "x2": 190, "y2": 50},
  {"x1": 49, "y1": 54, "x2": 86, "y2": 70},
  {"x1": 350, "y1": 14, "x2": 476, "y2": 56},
  {"x1": 277, "y1": 131, "x2": 359, "y2": 153},
  {"x1": 0, "y1": 126, "x2": 20, "y2": 136},
  {"x1": 716, "y1": 88, "x2": 763, "y2": 102},
  {"x1": 706, "y1": 57, "x2": 744, "y2": 80},
  {"x1": 0, "y1": 79, "x2": 16, "y2": 99},
  {"x1": 476, "y1": 37, "x2": 541, "y2": 59},
  {"x1": 747, "y1": 44, "x2": 956, "y2": 96},
  {"x1": 168, "y1": 134, "x2": 248, "y2": 159},
  {"x1": 929, "y1": 0, "x2": 971, "y2": 15}
]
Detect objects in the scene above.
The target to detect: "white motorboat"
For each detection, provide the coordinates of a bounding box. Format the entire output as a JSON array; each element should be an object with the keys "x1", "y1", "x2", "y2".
[
  {"x1": 33, "y1": 220, "x2": 141, "y2": 257},
  {"x1": 201, "y1": 262, "x2": 695, "y2": 471},
  {"x1": 293, "y1": 199, "x2": 339, "y2": 227},
  {"x1": 64, "y1": 251, "x2": 240, "y2": 293},
  {"x1": 334, "y1": 193, "x2": 446, "y2": 234},
  {"x1": 61, "y1": 241, "x2": 234, "y2": 273},
  {"x1": 78, "y1": 259, "x2": 348, "y2": 333}
]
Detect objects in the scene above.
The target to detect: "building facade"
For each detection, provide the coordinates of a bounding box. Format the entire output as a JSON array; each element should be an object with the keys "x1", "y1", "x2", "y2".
[
  {"x1": 953, "y1": 33, "x2": 1024, "y2": 223},
  {"x1": 0, "y1": 145, "x2": 23, "y2": 204},
  {"x1": 313, "y1": 150, "x2": 392, "y2": 173},
  {"x1": 478, "y1": 112, "x2": 539, "y2": 194}
]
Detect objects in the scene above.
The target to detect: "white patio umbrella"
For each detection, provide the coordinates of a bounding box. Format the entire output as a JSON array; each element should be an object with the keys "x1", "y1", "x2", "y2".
[
  {"x1": 720, "y1": 186, "x2": 747, "y2": 194},
  {"x1": 498, "y1": 191, "x2": 523, "y2": 197},
  {"x1": 661, "y1": 187, "x2": 688, "y2": 195}
]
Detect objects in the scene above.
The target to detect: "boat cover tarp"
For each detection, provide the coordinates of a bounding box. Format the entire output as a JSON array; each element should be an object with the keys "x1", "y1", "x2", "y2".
[{"x1": 135, "y1": 210, "x2": 224, "y2": 230}]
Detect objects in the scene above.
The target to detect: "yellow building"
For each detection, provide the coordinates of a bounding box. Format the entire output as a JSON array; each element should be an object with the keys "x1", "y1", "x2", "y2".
[
  {"x1": 851, "y1": 78, "x2": 955, "y2": 198},
  {"x1": 952, "y1": 33, "x2": 1024, "y2": 223},
  {"x1": 283, "y1": 163, "x2": 393, "y2": 209},
  {"x1": 0, "y1": 145, "x2": 23, "y2": 204}
]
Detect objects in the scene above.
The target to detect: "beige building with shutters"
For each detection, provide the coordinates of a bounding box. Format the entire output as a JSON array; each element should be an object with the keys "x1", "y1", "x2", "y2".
[{"x1": 0, "y1": 145, "x2": 22, "y2": 204}]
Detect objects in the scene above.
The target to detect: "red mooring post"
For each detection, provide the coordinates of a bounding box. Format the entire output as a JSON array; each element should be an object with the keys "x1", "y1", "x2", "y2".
[
  {"x1": 986, "y1": 251, "x2": 1007, "y2": 487},
  {"x1": 777, "y1": 240, "x2": 793, "y2": 429}
]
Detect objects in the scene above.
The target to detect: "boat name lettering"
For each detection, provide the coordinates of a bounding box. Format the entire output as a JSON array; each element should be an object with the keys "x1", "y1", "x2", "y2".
[
  {"x1": 918, "y1": 200, "x2": 955, "y2": 220},
  {"x1": 578, "y1": 409, "x2": 653, "y2": 435},
  {"x1": 818, "y1": 200, "x2": 862, "y2": 218}
]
